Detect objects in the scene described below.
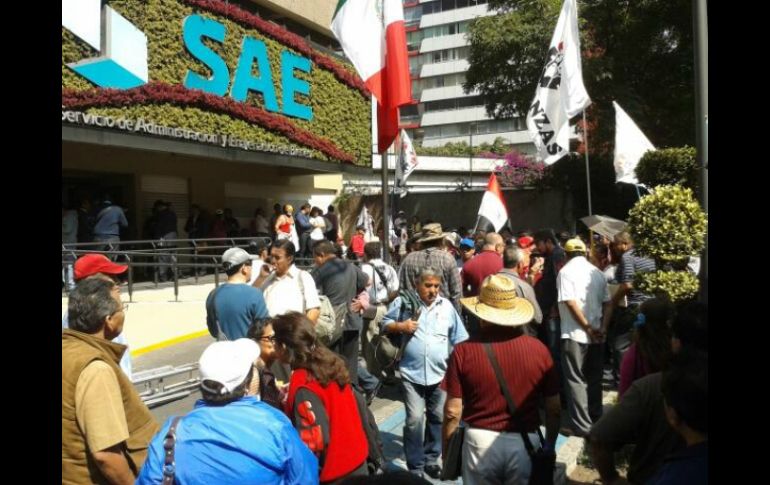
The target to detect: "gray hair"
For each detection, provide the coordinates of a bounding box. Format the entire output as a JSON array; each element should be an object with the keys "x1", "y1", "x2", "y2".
[
  {"x1": 419, "y1": 267, "x2": 442, "y2": 283},
  {"x1": 503, "y1": 245, "x2": 524, "y2": 269},
  {"x1": 68, "y1": 277, "x2": 120, "y2": 334}
]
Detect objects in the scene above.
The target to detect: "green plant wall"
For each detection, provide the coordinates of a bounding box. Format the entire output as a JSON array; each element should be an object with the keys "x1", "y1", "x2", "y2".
[{"x1": 61, "y1": 0, "x2": 371, "y2": 166}]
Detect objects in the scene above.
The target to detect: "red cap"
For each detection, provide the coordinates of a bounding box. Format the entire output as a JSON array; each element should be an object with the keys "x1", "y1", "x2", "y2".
[
  {"x1": 74, "y1": 254, "x2": 128, "y2": 281},
  {"x1": 518, "y1": 236, "x2": 534, "y2": 249}
]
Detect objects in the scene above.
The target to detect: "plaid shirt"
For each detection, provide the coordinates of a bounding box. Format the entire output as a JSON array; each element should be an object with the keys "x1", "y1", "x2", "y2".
[{"x1": 398, "y1": 247, "x2": 462, "y2": 309}]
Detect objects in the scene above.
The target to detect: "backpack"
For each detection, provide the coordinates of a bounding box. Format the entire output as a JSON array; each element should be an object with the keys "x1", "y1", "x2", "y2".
[
  {"x1": 295, "y1": 269, "x2": 347, "y2": 347},
  {"x1": 351, "y1": 387, "x2": 384, "y2": 474},
  {"x1": 315, "y1": 296, "x2": 348, "y2": 347}
]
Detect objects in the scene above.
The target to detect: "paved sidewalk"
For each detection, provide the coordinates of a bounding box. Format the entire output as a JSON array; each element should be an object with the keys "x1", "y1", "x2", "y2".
[{"x1": 62, "y1": 277, "x2": 218, "y2": 355}]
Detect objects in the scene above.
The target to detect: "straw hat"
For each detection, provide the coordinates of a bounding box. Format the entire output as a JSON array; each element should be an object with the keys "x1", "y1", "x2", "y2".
[
  {"x1": 418, "y1": 223, "x2": 448, "y2": 243},
  {"x1": 460, "y1": 274, "x2": 535, "y2": 326}
]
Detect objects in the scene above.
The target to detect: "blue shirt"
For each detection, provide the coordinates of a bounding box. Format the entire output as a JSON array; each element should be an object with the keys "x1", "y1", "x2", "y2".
[
  {"x1": 136, "y1": 396, "x2": 319, "y2": 485},
  {"x1": 92, "y1": 203, "x2": 128, "y2": 236},
  {"x1": 295, "y1": 212, "x2": 311, "y2": 232},
  {"x1": 646, "y1": 441, "x2": 708, "y2": 485},
  {"x1": 382, "y1": 295, "x2": 469, "y2": 386},
  {"x1": 206, "y1": 283, "x2": 269, "y2": 340}
]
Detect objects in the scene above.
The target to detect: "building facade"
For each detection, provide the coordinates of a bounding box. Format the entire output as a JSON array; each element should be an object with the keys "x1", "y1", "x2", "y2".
[
  {"x1": 62, "y1": 0, "x2": 366, "y2": 239},
  {"x1": 402, "y1": 0, "x2": 532, "y2": 152}
]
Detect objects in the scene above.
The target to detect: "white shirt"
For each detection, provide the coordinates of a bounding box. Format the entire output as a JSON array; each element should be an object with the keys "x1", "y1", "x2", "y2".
[
  {"x1": 362, "y1": 259, "x2": 399, "y2": 304},
  {"x1": 260, "y1": 264, "x2": 320, "y2": 316},
  {"x1": 248, "y1": 258, "x2": 265, "y2": 285},
  {"x1": 309, "y1": 216, "x2": 326, "y2": 241},
  {"x1": 557, "y1": 256, "x2": 611, "y2": 344}
]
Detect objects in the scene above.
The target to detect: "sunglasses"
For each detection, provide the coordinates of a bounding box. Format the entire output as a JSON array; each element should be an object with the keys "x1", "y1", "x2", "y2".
[{"x1": 259, "y1": 335, "x2": 277, "y2": 343}]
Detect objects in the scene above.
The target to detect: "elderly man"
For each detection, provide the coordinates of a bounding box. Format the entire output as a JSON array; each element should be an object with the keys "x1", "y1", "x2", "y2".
[
  {"x1": 497, "y1": 244, "x2": 543, "y2": 337},
  {"x1": 398, "y1": 223, "x2": 463, "y2": 310},
  {"x1": 557, "y1": 238, "x2": 612, "y2": 437},
  {"x1": 62, "y1": 254, "x2": 133, "y2": 379},
  {"x1": 205, "y1": 247, "x2": 269, "y2": 340},
  {"x1": 137, "y1": 339, "x2": 318, "y2": 484},
  {"x1": 382, "y1": 268, "x2": 469, "y2": 479},
  {"x1": 62, "y1": 278, "x2": 159, "y2": 484},
  {"x1": 444, "y1": 274, "x2": 560, "y2": 484}
]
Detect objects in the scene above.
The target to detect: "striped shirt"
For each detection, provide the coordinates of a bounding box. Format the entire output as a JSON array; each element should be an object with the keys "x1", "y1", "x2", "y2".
[
  {"x1": 444, "y1": 329, "x2": 559, "y2": 432},
  {"x1": 616, "y1": 249, "x2": 657, "y2": 305},
  {"x1": 398, "y1": 247, "x2": 462, "y2": 309}
]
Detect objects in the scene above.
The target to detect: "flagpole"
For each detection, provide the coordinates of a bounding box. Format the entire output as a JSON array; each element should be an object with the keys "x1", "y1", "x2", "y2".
[
  {"x1": 381, "y1": 145, "x2": 390, "y2": 264},
  {"x1": 582, "y1": 110, "x2": 593, "y2": 216}
]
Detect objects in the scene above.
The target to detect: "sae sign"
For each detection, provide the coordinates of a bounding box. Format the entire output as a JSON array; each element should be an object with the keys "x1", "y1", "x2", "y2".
[
  {"x1": 63, "y1": 3, "x2": 314, "y2": 122},
  {"x1": 182, "y1": 14, "x2": 313, "y2": 121}
]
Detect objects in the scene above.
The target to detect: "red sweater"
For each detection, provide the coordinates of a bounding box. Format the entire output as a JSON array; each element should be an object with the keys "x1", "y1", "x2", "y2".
[
  {"x1": 443, "y1": 330, "x2": 559, "y2": 432},
  {"x1": 285, "y1": 369, "x2": 368, "y2": 482},
  {"x1": 350, "y1": 234, "x2": 365, "y2": 257},
  {"x1": 462, "y1": 250, "x2": 503, "y2": 296}
]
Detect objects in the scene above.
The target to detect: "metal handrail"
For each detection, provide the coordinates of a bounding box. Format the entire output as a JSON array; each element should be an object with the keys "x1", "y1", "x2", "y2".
[
  {"x1": 63, "y1": 237, "x2": 271, "y2": 301},
  {"x1": 62, "y1": 236, "x2": 394, "y2": 301}
]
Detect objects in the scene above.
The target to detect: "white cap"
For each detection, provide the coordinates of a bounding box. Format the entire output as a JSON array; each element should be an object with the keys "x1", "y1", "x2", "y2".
[
  {"x1": 222, "y1": 247, "x2": 253, "y2": 270},
  {"x1": 199, "y1": 339, "x2": 260, "y2": 394}
]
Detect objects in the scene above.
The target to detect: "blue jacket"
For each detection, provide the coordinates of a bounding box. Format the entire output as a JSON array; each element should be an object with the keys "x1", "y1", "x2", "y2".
[{"x1": 136, "y1": 396, "x2": 319, "y2": 485}]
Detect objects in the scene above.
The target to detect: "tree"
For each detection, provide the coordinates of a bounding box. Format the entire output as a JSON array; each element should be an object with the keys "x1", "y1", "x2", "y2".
[
  {"x1": 627, "y1": 185, "x2": 707, "y2": 302},
  {"x1": 465, "y1": 0, "x2": 695, "y2": 160},
  {"x1": 635, "y1": 146, "x2": 697, "y2": 191}
]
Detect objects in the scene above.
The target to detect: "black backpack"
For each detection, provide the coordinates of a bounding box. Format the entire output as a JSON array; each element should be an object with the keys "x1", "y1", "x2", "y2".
[{"x1": 351, "y1": 387, "x2": 384, "y2": 474}]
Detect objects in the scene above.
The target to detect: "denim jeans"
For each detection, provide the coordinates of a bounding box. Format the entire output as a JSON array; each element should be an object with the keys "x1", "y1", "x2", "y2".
[
  {"x1": 402, "y1": 379, "x2": 446, "y2": 471},
  {"x1": 358, "y1": 359, "x2": 380, "y2": 394}
]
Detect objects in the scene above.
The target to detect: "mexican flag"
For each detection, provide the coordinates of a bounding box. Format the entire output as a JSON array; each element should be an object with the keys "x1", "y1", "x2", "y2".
[{"x1": 332, "y1": 0, "x2": 412, "y2": 152}]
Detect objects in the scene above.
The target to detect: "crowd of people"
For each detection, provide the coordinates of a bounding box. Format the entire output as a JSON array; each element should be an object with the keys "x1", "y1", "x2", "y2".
[{"x1": 62, "y1": 204, "x2": 707, "y2": 484}]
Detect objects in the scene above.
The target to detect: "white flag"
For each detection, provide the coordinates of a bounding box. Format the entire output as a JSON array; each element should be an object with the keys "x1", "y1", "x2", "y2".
[
  {"x1": 395, "y1": 129, "x2": 419, "y2": 198},
  {"x1": 613, "y1": 101, "x2": 655, "y2": 184},
  {"x1": 526, "y1": 0, "x2": 591, "y2": 165},
  {"x1": 356, "y1": 205, "x2": 375, "y2": 242}
]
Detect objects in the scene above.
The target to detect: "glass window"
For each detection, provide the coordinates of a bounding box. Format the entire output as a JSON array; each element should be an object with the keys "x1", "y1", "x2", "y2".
[
  {"x1": 422, "y1": 1, "x2": 440, "y2": 14},
  {"x1": 401, "y1": 105, "x2": 419, "y2": 117},
  {"x1": 404, "y1": 6, "x2": 422, "y2": 22}
]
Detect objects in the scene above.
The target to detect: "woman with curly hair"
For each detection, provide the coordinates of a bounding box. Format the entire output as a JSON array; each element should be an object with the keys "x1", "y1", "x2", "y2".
[
  {"x1": 618, "y1": 297, "x2": 675, "y2": 398},
  {"x1": 272, "y1": 312, "x2": 369, "y2": 483}
]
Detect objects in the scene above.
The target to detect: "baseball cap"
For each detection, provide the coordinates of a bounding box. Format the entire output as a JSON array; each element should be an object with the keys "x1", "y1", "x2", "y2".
[
  {"x1": 518, "y1": 236, "x2": 534, "y2": 249},
  {"x1": 222, "y1": 248, "x2": 253, "y2": 270},
  {"x1": 74, "y1": 254, "x2": 128, "y2": 281},
  {"x1": 199, "y1": 339, "x2": 260, "y2": 394},
  {"x1": 564, "y1": 238, "x2": 587, "y2": 253},
  {"x1": 459, "y1": 238, "x2": 475, "y2": 250}
]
